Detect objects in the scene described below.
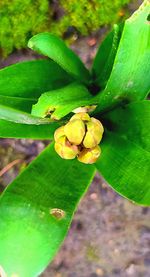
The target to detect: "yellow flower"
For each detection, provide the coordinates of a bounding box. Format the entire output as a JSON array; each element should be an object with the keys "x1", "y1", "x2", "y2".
[
  {"x1": 54, "y1": 126, "x2": 65, "y2": 141},
  {"x1": 78, "y1": 145, "x2": 101, "y2": 164},
  {"x1": 55, "y1": 136, "x2": 79, "y2": 159},
  {"x1": 54, "y1": 112, "x2": 104, "y2": 164},
  {"x1": 64, "y1": 119, "x2": 85, "y2": 145},
  {"x1": 83, "y1": 118, "x2": 104, "y2": 148}
]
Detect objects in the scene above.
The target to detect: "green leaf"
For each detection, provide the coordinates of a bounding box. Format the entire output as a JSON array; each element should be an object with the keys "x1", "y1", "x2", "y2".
[
  {"x1": 101, "y1": 100, "x2": 150, "y2": 151},
  {"x1": 0, "y1": 95, "x2": 36, "y2": 113},
  {"x1": 96, "y1": 101, "x2": 150, "y2": 205},
  {"x1": 95, "y1": 0, "x2": 150, "y2": 114},
  {"x1": 0, "y1": 144, "x2": 95, "y2": 277},
  {"x1": 96, "y1": 132, "x2": 150, "y2": 206},
  {"x1": 28, "y1": 33, "x2": 90, "y2": 85},
  {"x1": 0, "y1": 59, "x2": 73, "y2": 99},
  {"x1": 0, "y1": 119, "x2": 60, "y2": 139},
  {"x1": 0, "y1": 104, "x2": 53, "y2": 125},
  {"x1": 92, "y1": 24, "x2": 123, "y2": 89},
  {"x1": 32, "y1": 82, "x2": 96, "y2": 120}
]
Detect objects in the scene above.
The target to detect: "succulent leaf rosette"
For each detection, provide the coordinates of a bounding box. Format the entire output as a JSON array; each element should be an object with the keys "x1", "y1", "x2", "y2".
[{"x1": 0, "y1": 1, "x2": 150, "y2": 276}]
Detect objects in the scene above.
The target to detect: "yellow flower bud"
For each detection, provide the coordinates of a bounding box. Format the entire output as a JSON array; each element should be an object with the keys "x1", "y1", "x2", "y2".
[
  {"x1": 83, "y1": 118, "x2": 104, "y2": 148},
  {"x1": 91, "y1": 117, "x2": 104, "y2": 132},
  {"x1": 54, "y1": 126, "x2": 65, "y2": 141},
  {"x1": 70, "y1": 112, "x2": 91, "y2": 122},
  {"x1": 64, "y1": 119, "x2": 85, "y2": 145},
  {"x1": 78, "y1": 145, "x2": 101, "y2": 164},
  {"x1": 54, "y1": 136, "x2": 79, "y2": 159},
  {"x1": 54, "y1": 112, "x2": 104, "y2": 163}
]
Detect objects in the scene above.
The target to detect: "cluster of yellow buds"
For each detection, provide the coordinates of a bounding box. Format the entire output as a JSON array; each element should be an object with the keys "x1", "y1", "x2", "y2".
[{"x1": 54, "y1": 113, "x2": 104, "y2": 164}]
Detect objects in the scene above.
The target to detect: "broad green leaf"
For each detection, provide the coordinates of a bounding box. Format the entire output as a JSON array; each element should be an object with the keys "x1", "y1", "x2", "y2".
[
  {"x1": 0, "y1": 119, "x2": 60, "y2": 139},
  {"x1": 28, "y1": 33, "x2": 90, "y2": 85},
  {"x1": 0, "y1": 104, "x2": 53, "y2": 125},
  {"x1": 0, "y1": 144, "x2": 95, "y2": 277},
  {"x1": 92, "y1": 24, "x2": 123, "y2": 89},
  {"x1": 101, "y1": 100, "x2": 150, "y2": 151},
  {"x1": 95, "y1": 0, "x2": 150, "y2": 114},
  {"x1": 32, "y1": 82, "x2": 96, "y2": 120},
  {"x1": 0, "y1": 95, "x2": 36, "y2": 113},
  {"x1": 96, "y1": 101, "x2": 150, "y2": 205},
  {"x1": 0, "y1": 59, "x2": 73, "y2": 99},
  {"x1": 96, "y1": 132, "x2": 150, "y2": 206}
]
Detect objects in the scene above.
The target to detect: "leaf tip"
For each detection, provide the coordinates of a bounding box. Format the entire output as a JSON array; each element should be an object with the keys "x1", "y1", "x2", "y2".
[{"x1": 27, "y1": 39, "x2": 34, "y2": 50}]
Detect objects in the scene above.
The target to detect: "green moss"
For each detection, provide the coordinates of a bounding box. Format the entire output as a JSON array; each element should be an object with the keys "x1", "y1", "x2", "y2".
[
  {"x1": 52, "y1": 0, "x2": 130, "y2": 36},
  {"x1": 0, "y1": 0, "x2": 51, "y2": 57},
  {"x1": 0, "y1": 0, "x2": 131, "y2": 57}
]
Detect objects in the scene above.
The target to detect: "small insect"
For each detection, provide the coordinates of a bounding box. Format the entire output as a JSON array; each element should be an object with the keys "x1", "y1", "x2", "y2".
[{"x1": 50, "y1": 208, "x2": 66, "y2": 220}]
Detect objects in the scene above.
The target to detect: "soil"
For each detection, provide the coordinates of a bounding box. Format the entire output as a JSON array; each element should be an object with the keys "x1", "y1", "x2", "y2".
[{"x1": 0, "y1": 1, "x2": 150, "y2": 276}]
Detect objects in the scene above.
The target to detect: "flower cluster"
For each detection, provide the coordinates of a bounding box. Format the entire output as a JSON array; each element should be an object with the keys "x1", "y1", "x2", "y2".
[{"x1": 54, "y1": 112, "x2": 104, "y2": 164}]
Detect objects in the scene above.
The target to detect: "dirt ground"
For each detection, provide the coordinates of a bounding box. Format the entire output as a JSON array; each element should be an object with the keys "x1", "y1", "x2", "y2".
[{"x1": 0, "y1": 1, "x2": 150, "y2": 276}]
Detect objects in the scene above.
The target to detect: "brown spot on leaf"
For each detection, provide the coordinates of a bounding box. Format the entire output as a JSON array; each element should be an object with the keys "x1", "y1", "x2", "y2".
[{"x1": 50, "y1": 208, "x2": 66, "y2": 220}]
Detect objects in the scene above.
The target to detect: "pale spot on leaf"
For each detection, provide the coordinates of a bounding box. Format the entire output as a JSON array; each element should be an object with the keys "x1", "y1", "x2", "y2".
[
  {"x1": 39, "y1": 211, "x2": 45, "y2": 218},
  {"x1": 73, "y1": 105, "x2": 97, "y2": 113},
  {"x1": 0, "y1": 266, "x2": 7, "y2": 277}
]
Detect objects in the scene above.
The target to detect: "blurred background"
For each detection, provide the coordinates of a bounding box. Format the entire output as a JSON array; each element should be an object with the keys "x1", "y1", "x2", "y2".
[{"x1": 0, "y1": 0, "x2": 150, "y2": 276}]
